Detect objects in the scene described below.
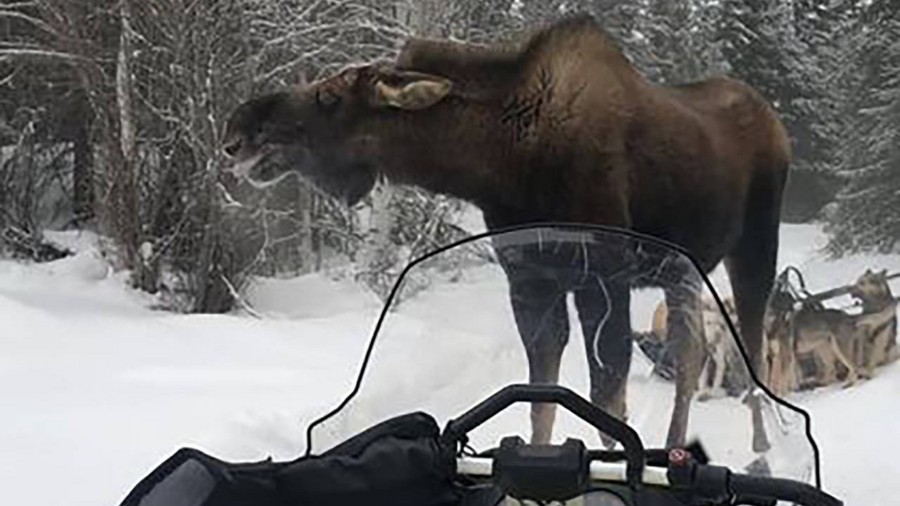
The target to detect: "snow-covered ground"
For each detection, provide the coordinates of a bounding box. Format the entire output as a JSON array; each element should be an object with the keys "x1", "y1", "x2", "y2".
[{"x1": 1, "y1": 223, "x2": 898, "y2": 506}]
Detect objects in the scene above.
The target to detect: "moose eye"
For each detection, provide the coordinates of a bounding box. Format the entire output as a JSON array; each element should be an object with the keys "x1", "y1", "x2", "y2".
[
  {"x1": 316, "y1": 89, "x2": 341, "y2": 111},
  {"x1": 252, "y1": 124, "x2": 269, "y2": 145}
]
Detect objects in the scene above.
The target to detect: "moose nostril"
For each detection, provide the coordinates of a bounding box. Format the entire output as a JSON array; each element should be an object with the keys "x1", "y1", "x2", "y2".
[{"x1": 222, "y1": 139, "x2": 241, "y2": 157}]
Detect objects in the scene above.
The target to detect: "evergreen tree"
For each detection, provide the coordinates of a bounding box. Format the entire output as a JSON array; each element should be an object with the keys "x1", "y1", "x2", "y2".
[
  {"x1": 719, "y1": 0, "x2": 831, "y2": 222},
  {"x1": 782, "y1": 0, "x2": 852, "y2": 221},
  {"x1": 826, "y1": 1, "x2": 900, "y2": 253},
  {"x1": 640, "y1": 0, "x2": 728, "y2": 84}
]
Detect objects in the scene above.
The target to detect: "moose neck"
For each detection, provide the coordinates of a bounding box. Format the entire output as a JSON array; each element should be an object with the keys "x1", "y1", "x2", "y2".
[
  {"x1": 372, "y1": 97, "x2": 512, "y2": 209},
  {"x1": 369, "y1": 18, "x2": 640, "y2": 218}
]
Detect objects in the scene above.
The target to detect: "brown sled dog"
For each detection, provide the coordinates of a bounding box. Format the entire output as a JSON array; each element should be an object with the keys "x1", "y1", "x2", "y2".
[{"x1": 638, "y1": 297, "x2": 749, "y2": 400}]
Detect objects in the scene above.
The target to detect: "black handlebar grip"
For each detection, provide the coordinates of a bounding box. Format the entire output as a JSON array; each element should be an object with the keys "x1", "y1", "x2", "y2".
[
  {"x1": 729, "y1": 473, "x2": 843, "y2": 506},
  {"x1": 442, "y1": 384, "x2": 645, "y2": 488},
  {"x1": 731, "y1": 496, "x2": 776, "y2": 506}
]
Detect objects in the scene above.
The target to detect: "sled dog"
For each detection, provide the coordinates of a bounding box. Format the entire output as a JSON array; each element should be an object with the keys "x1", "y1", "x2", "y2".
[
  {"x1": 786, "y1": 269, "x2": 898, "y2": 389},
  {"x1": 849, "y1": 269, "x2": 898, "y2": 376},
  {"x1": 639, "y1": 297, "x2": 747, "y2": 399},
  {"x1": 763, "y1": 308, "x2": 799, "y2": 397}
]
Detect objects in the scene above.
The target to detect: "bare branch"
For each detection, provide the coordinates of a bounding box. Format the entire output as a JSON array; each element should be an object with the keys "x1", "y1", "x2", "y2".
[
  {"x1": 220, "y1": 274, "x2": 264, "y2": 319},
  {"x1": 253, "y1": 45, "x2": 332, "y2": 83},
  {"x1": 0, "y1": 9, "x2": 58, "y2": 36},
  {"x1": 0, "y1": 48, "x2": 92, "y2": 63}
]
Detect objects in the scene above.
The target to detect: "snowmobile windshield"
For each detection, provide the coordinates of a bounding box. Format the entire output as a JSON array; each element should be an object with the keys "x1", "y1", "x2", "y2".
[{"x1": 307, "y1": 224, "x2": 818, "y2": 485}]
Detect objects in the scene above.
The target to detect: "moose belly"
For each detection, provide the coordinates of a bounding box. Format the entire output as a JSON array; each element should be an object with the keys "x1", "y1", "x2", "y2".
[
  {"x1": 632, "y1": 208, "x2": 742, "y2": 273},
  {"x1": 482, "y1": 194, "x2": 740, "y2": 274}
]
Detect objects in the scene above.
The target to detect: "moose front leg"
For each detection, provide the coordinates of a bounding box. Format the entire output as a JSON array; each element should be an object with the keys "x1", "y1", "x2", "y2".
[
  {"x1": 664, "y1": 274, "x2": 705, "y2": 448},
  {"x1": 507, "y1": 272, "x2": 571, "y2": 444},
  {"x1": 574, "y1": 279, "x2": 632, "y2": 448}
]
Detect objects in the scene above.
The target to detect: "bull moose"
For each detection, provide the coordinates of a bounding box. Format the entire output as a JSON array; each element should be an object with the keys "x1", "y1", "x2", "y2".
[{"x1": 222, "y1": 15, "x2": 790, "y2": 451}]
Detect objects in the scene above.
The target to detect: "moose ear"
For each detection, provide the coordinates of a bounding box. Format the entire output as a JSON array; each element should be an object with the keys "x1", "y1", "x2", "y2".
[
  {"x1": 374, "y1": 75, "x2": 452, "y2": 110},
  {"x1": 294, "y1": 66, "x2": 310, "y2": 87}
]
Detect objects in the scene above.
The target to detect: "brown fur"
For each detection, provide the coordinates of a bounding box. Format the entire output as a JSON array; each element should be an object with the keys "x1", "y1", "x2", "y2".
[
  {"x1": 647, "y1": 297, "x2": 749, "y2": 400},
  {"x1": 792, "y1": 307, "x2": 863, "y2": 388},
  {"x1": 223, "y1": 15, "x2": 790, "y2": 449},
  {"x1": 764, "y1": 311, "x2": 800, "y2": 397}
]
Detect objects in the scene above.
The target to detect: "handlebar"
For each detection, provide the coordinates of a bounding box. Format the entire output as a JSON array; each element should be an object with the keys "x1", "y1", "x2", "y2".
[
  {"x1": 455, "y1": 451, "x2": 843, "y2": 506},
  {"x1": 729, "y1": 473, "x2": 842, "y2": 506},
  {"x1": 443, "y1": 384, "x2": 646, "y2": 487},
  {"x1": 457, "y1": 456, "x2": 671, "y2": 487},
  {"x1": 445, "y1": 384, "x2": 842, "y2": 506}
]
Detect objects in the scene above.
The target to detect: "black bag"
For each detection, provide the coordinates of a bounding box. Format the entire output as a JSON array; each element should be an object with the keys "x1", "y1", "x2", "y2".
[{"x1": 118, "y1": 412, "x2": 460, "y2": 506}]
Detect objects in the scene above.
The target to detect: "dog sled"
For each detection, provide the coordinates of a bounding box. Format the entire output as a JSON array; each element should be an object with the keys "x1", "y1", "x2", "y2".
[
  {"x1": 765, "y1": 266, "x2": 899, "y2": 395},
  {"x1": 636, "y1": 266, "x2": 899, "y2": 398}
]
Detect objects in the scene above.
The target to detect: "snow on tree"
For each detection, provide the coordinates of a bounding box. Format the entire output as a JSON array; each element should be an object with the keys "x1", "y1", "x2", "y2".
[
  {"x1": 719, "y1": 0, "x2": 831, "y2": 222},
  {"x1": 0, "y1": 0, "x2": 502, "y2": 310},
  {"x1": 637, "y1": 0, "x2": 729, "y2": 84},
  {"x1": 826, "y1": 1, "x2": 900, "y2": 254},
  {"x1": 2, "y1": 0, "x2": 898, "y2": 308}
]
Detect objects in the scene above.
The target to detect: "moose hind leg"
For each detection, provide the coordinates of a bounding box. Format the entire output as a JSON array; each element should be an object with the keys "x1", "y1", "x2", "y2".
[
  {"x1": 724, "y1": 170, "x2": 784, "y2": 452},
  {"x1": 725, "y1": 244, "x2": 776, "y2": 386},
  {"x1": 508, "y1": 274, "x2": 570, "y2": 444},
  {"x1": 664, "y1": 278, "x2": 705, "y2": 448},
  {"x1": 574, "y1": 279, "x2": 631, "y2": 448}
]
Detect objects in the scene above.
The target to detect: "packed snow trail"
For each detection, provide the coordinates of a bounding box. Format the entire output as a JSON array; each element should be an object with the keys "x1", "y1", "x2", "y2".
[{"x1": 1, "y1": 225, "x2": 898, "y2": 506}]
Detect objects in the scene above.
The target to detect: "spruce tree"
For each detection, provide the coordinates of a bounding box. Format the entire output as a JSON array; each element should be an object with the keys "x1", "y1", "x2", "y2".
[{"x1": 826, "y1": 1, "x2": 900, "y2": 253}]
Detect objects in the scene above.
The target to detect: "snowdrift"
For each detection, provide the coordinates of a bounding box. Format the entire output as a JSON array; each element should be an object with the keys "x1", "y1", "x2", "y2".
[{"x1": 1, "y1": 224, "x2": 898, "y2": 506}]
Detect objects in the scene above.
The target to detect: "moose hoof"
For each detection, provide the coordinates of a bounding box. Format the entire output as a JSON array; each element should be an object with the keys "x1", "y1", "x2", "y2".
[
  {"x1": 752, "y1": 428, "x2": 772, "y2": 454},
  {"x1": 599, "y1": 431, "x2": 618, "y2": 450},
  {"x1": 697, "y1": 388, "x2": 725, "y2": 403}
]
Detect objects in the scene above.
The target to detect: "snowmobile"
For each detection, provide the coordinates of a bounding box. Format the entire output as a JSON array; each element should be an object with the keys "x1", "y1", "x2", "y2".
[{"x1": 117, "y1": 224, "x2": 843, "y2": 506}]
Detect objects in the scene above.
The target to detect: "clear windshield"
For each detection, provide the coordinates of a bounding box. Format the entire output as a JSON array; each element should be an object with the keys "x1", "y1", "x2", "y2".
[{"x1": 308, "y1": 225, "x2": 816, "y2": 484}]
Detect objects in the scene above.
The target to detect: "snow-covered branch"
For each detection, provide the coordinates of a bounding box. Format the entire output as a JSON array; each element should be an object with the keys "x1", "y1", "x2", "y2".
[{"x1": 0, "y1": 48, "x2": 90, "y2": 62}]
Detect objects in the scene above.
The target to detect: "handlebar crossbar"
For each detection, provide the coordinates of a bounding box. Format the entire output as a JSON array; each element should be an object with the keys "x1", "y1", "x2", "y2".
[
  {"x1": 457, "y1": 456, "x2": 670, "y2": 487},
  {"x1": 456, "y1": 455, "x2": 843, "y2": 506}
]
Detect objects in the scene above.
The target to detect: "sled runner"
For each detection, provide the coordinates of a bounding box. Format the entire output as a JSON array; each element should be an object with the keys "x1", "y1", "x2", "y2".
[{"x1": 117, "y1": 225, "x2": 843, "y2": 506}]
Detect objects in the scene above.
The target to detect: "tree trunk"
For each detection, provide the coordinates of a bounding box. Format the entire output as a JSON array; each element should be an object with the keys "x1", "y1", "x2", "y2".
[
  {"x1": 410, "y1": 0, "x2": 448, "y2": 37},
  {"x1": 360, "y1": 179, "x2": 396, "y2": 298},
  {"x1": 71, "y1": 93, "x2": 94, "y2": 225},
  {"x1": 115, "y1": 0, "x2": 153, "y2": 290}
]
